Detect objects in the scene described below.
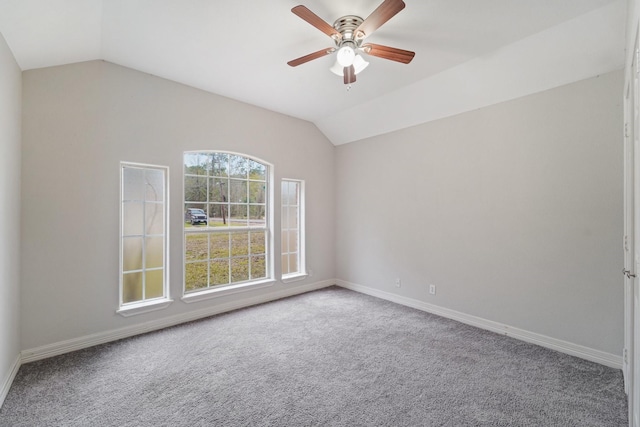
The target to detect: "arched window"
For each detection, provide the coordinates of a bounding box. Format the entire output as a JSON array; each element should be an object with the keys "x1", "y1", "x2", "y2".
[{"x1": 183, "y1": 152, "x2": 271, "y2": 296}]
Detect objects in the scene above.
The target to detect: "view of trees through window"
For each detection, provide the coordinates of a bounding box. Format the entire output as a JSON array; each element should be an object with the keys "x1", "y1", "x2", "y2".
[{"x1": 184, "y1": 152, "x2": 269, "y2": 292}]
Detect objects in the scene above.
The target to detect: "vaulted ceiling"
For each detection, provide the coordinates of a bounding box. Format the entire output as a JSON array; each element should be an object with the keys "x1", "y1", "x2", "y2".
[{"x1": 0, "y1": 0, "x2": 627, "y2": 145}]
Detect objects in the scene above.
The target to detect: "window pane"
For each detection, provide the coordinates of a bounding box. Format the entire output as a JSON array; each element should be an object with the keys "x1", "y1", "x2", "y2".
[
  {"x1": 231, "y1": 257, "x2": 249, "y2": 283},
  {"x1": 281, "y1": 206, "x2": 288, "y2": 228},
  {"x1": 210, "y1": 178, "x2": 228, "y2": 202},
  {"x1": 185, "y1": 203, "x2": 207, "y2": 229},
  {"x1": 288, "y1": 231, "x2": 298, "y2": 254},
  {"x1": 286, "y1": 181, "x2": 298, "y2": 205},
  {"x1": 249, "y1": 160, "x2": 266, "y2": 181},
  {"x1": 288, "y1": 253, "x2": 298, "y2": 273},
  {"x1": 123, "y1": 202, "x2": 143, "y2": 236},
  {"x1": 185, "y1": 203, "x2": 206, "y2": 212},
  {"x1": 184, "y1": 153, "x2": 209, "y2": 176},
  {"x1": 230, "y1": 179, "x2": 247, "y2": 203},
  {"x1": 186, "y1": 234, "x2": 209, "y2": 261},
  {"x1": 231, "y1": 232, "x2": 249, "y2": 257},
  {"x1": 249, "y1": 205, "x2": 266, "y2": 226},
  {"x1": 145, "y1": 169, "x2": 164, "y2": 202},
  {"x1": 185, "y1": 176, "x2": 208, "y2": 202},
  {"x1": 287, "y1": 206, "x2": 298, "y2": 229},
  {"x1": 211, "y1": 153, "x2": 229, "y2": 177},
  {"x1": 250, "y1": 231, "x2": 265, "y2": 255},
  {"x1": 281, "y1": 181, "x2": 289, "y2": 203},
  {"x1": 229, "y1": 155, "x2": 248, "y2": 178},
  {"x1": 145, "y1": 237, "x2": 164, "y2": 269},
  {"x1": 185, "y1": 262, "x2": 208, "y2": 291},
  {"x1": 229, "y1": 205, "x2": 248, "y2": 227},
  {"x1": 210, "y1": 259, "x2": 230, "y2": 286},
  {"x1": 210, "y1": 233, "x2": 230, "y2": 259},
  {"x1": 123, "y1": 272, "x2": 142, "y2": 303},
  {"x1": 209, "y1": 204, "x2": 228, "y2": 227},
  {"x1": 123, "y1": 237, "x2": 143, "y2": 271},
  {"x1": 281, "y1": 230, "x2": 289, "y2": 253},
  {"x1": 251, "y1": 255, "x2": 266, "y2": 279},
  {"x1": 123, "y1": 168, "x2": 144, "y2": 201},
  {"x1": 145, "y1": 203, "x2": 164, "y2": 235},
  {"x1": 249, "y1": 181, "x2": 265, "y2": 203},
  {"x1": 281, "y1": 254, "x2": 289, "y2": 275},
  {"x1": 145, "y1": 270, "x2": 164, "y2": 299}
]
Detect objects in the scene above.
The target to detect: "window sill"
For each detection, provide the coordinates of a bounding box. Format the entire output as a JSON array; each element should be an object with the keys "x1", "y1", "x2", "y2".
[
  {"x1": 117, "y1": 298, "x2": 174, "y2": 317},
  {"x1": 282, "y1": 273, "x2": 308, "y2": 284},
  {"x1": 181, "y1": 279, "x2": 276, "y2": 304}
]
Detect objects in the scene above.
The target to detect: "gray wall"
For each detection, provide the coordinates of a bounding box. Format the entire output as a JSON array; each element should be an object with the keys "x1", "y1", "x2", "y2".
[
  {"x1": 16, "y1": 59, "x2": 626, "y2": 359},
  {"x1": 0, "y1": 32, "x2": 22, "y2": 398},
  {"x1": 335, "y1": 70, "x2": 624, "y2": 355},
  {"x1": 627, "y1": 0, "x2": 639, "y2": 69},
  {"x1": 21, "y1": 60, "x2": 335, "y2": 350}
]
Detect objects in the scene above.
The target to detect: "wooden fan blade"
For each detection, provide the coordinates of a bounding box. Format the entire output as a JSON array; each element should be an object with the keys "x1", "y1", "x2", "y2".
[
  {"x1": 362, "y1": 43, "x2": 415, "y2": 64},
  {"x1": 292, "y1": 5, "x2": 341, "y2": 40},
  {"x1": 287, "y1": 48, "x2": 335, "y2": 67},
  {"x1": 343, "y1": 65, "x2": 356, "y2": 84},
  {"x1": 355, "y1": 0, "x2": 405, "y2": 40}
]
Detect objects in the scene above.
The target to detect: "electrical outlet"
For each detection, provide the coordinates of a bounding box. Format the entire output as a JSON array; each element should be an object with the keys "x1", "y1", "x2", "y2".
[
  {"x1": 395, "y1": 278, "x2": 401, "y2": 288},
  {"x1": 429, "y1": 284, "x2": 436, "y2": 295}
]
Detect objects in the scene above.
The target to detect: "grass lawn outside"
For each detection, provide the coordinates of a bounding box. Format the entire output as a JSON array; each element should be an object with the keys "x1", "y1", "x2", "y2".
[{"x1": 184, "y1": 222, "x2": 266, "y2": 292}]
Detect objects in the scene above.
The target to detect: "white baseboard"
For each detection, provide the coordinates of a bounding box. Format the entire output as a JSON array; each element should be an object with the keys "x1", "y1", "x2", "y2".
[
  {"x1": 0, "y1": 354, "x2": 21, "y2": 409},
  {"x1": 19, "y1": 278, "x2": 623, "y2": 370},
  {"x1": 336, "y1": 280, "x2": 623, "y2": 369},
  {"x1": 21, "y1": 280, "x2": 334, "y2": 364}
]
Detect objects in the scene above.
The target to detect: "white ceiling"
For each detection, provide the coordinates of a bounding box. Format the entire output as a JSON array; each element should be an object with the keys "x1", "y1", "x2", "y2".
[{"x1": 0, "y1": 0, "x2": 627, "y2": 145}]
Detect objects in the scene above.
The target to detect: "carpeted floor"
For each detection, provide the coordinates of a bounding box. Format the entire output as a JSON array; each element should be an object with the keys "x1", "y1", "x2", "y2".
[{"x1": 0, "y1": 286, "x2": 628, "y2": 426}]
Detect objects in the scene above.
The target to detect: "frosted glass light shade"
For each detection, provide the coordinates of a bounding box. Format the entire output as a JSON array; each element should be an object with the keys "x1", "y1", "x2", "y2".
[
  {"x1": 336, "y1": 45, "x2": 356, "y2": 66},
  {"x1": 330, "y1": 55, "x2": 370, "y2": 76}
]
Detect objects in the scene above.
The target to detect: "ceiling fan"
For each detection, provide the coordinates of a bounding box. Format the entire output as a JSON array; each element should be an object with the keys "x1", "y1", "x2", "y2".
[{"x1": 287, "y1": 0, "x2": 415, "y2": 85}]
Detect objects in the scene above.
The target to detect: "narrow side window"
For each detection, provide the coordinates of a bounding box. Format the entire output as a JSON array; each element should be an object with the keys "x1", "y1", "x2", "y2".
[
  {"x1": 118, "y1": 162, "x2": 172, "y2": 316},
  {"x1": 281, "y1": 179, "x2": 305, "y2": 281}
]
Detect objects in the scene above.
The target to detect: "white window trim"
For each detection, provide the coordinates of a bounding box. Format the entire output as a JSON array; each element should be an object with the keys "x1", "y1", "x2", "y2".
[
  {"x1": 281, "y1": 178, "x2": 306, "y2": 281},
  {"x1": 181, "y1": 278, "x2": 276, "y2": 304},
  {"x1": 118, "y1": 162, "x2": 172, "y2": 317},
  {"x1": 282, "y1": 273, "x2": 308, "y2": 284},
  {"x1": 182, "y1": 151, "x2": 274, "y2": 297},
  {"x1": 117, "y1": 298, "x2": 174, "y2": 317}
]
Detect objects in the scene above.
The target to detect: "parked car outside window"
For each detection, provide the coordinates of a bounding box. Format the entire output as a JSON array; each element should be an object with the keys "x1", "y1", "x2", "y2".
[{"x1": 185, "y1": 208, "x2": 207, "y2": 225}]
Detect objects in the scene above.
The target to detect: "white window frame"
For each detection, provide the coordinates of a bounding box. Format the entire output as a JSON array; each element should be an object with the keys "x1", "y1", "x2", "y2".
[
  {"x1": 181, "y1": 151, "x2": 275, "y2": 303},
  {"x1": 281, "y1": 178, "x2": 307, "y2": 283},
  {"x1": 117, "y1": 162, "x2": 172, "y2": 317}
]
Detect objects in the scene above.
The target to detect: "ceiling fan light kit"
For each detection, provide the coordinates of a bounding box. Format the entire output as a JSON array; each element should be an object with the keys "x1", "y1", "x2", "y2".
[
  {"x1": 330, "y1": 54, "x2": 369, "y2": 77},
  {"x1": 336, "y1": 43, "x2": 356, "y2": 67},
  {"x1": 287, "y1": 0, "x2": 415, "y2": 86}
]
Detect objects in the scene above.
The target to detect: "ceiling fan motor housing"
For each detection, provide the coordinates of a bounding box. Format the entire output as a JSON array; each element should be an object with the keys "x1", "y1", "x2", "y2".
[{"x1": 333, "y1": 15, "x2": 364, "y2": 48}]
